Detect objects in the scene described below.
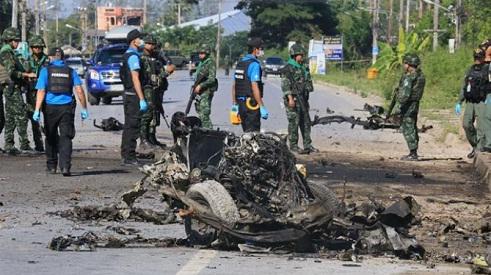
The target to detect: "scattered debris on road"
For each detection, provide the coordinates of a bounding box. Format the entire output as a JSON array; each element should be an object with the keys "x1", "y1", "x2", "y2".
[{"x1": 93, "y1": 117, "x2": 124, "y2": 131}]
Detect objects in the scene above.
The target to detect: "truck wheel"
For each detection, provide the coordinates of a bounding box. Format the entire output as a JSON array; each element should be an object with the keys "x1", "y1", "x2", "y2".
[
  {"x1": 184, "y1": 180, "x2": 239, "y2": 246},
  {"x1": 307, "y1": 181, "x2": 340, "y2": 218},
  {"x1": 88, "y1": 93, "x2": 100, "y2": 105},
  {"x1": 102, "y1": 96, "x2": 112, "y2": 105}
]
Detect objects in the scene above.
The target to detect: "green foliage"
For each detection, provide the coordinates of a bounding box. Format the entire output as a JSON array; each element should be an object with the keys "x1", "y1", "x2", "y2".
[
  {"x1": 236, "y1": 0, "x2": 337, "y2": 47},
  {"x1": 316, "y1": 45, "x2": 473, "y2": 110},
  {"x1": 330, "y1": 0, "x2": 372, "y2": 60},
  {"x1": 375, "y1": 28, "x2": 431, "y2": 73},
  {"x1": 151, "y1": 25, "x2": 217, "y2": 56},
  {"x1": 220, "y1": 31, "x2": 249, "y2": 61},
  {"x1": 461, "y1": 0, "x2": 491, "y2": 45}
]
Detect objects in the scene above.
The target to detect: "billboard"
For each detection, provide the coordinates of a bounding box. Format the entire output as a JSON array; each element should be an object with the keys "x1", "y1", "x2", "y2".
[{"x1": 323, "y1": 36, "x2": 343, "y2": 61}]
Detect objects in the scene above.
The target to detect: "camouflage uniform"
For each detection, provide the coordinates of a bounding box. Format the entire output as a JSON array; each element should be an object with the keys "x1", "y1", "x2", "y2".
[
  {"x1": 26, "y1": 35, "x2": 48, "y2": 151},
  {"x1": 139, "y1": 37, "x2": 159, "y2": 148},
  {"x1": 281, "y1": 44, "x2": 315, "y2": 152},
  {"x1": 194, "y1": 50, "x2": 217, "y2": 129},
  {"x1": 0, "y1": 28, "x2": 30, "y2": 153},
  {"x1": 148, "y1": 53, "x2": 170, "y2": 145},
  {"x1": 396, "y1": 54, "x2": 425, "y2": 158}
]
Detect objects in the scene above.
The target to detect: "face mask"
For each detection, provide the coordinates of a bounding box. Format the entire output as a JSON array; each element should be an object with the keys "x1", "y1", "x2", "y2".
[
  {"x1": 138, "y1": 39, "x2": 145, "y2": 49},
  {"x1": 257, "y1": 49, "x2": 264, "y2": 57}
]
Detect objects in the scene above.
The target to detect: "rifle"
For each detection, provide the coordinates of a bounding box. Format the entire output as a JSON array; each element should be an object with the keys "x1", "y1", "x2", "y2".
[
  {"x1": 154, "y1": 90, "x2": 170, "y2": 128},
  {"x1": 185, "y1": 73, "x2": 207, "y2": 115},
  {"x1": 386, "y1": 87, "x2": 398, "y2": 120}
]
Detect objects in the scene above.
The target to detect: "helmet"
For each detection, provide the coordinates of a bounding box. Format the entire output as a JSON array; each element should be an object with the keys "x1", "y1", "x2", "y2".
[
  {"x1": 474, "y1": 48, "x2": 485, "y2": 60},
  {"x1": 142, "y1": 33, "x2": 157, "y2": 44},
  {"x1": 289, "y1": 43, "x2": 306, "y2": 57},
  {"x1": 403, "y1": 53, "x2": 421, "y2": 67},
  {"x1": 479, "y1": 39, "x2": 491, "y2": 51},
  {"x1": 2, "y1": 27, "x2": 20, "y2": 42},
  {"x1": 198, "y1": 44, "x2": 211, "y2": 55},
  {"x1": 29, "y1": 35, "x2": 45, "y2": 47}
]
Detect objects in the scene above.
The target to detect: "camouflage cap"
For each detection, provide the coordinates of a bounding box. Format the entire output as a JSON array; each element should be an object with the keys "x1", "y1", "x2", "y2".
[
  {"x1": 2, "y1": 27, "x2": 21, "y2": 42},
  {"x1": 403, "y1": 53, "x2": 421, "y2": 67},
  {"x1": 142, "y1": 33, "x2": 157, "y2": 44},
  {"x1": 198, "y1": 44, "x2": 212, "y2": 54},
  {"x1": 474, "y1": 48, "x2": 485, "y2": 60},
  {"x1": 289, "y1": 43, "x2": 306, "y2": 56},
  {"x1": 29, "y1": 35, "x2": 46, "y2": 47},
  {"x1": 479, "y1": 39, "x2": 491, "y2": 51}
]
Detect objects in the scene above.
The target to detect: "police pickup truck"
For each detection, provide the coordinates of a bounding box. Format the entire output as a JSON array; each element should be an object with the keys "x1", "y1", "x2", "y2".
[{"x1": 85, "y1": 25, "x2": 139, "y2": 105}]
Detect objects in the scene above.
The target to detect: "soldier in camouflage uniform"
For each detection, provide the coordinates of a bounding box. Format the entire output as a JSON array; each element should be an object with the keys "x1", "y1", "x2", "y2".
[
  {"x1": 148, "y1": 44, "x2": 175, "y2": 146},
  {"x1": 0, "y1": 28, "x2": 37, "y2": 154},
  {"x1": 395, "y1": 53, "x2": 426, "y2": 161},
  {"x1": 281, "y1": 43, "x2": 317, "y2": 154},
  {"x1": 139, "y1": 33, "x2": 159, "y2": 151},
  {"x1": 26, "y1": 35, "x2": 48, "y2": 152},
  {"x1": 193, "y1": 45, "x2": 217, "y2": 129}
]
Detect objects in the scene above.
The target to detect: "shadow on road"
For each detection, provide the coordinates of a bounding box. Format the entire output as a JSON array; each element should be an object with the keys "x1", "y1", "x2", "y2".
[{"x1": 70, "y1": 169, "x2": 130, "y2": 177}]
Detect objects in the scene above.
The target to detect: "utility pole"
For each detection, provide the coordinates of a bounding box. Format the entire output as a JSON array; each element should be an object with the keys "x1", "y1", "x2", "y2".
[
  {"x1": 20, "y1": 0, "x2": 27, "y2": 41},
  {"x1": 177, "y1": 1, "x2": 182, "y2": 25},
  {"x1": 405, "y1": 0, "x2": 410, "y2": 32},
  {"x1": 143, "y1": 0, "x2": 147, "y2": 25},
  {"x1": 418, "y1": 0, "x2": 424, "y2": 19},
  {"x1": 216, "y1": 0, "x2": 222, "y2": 69},
  {"x1": 43, "y1": 0, "x2": 49, "y2": 50},
  {"x1": 432, "y1": 0, "x2": 439, "y2": 51},
  {"x1": 372, "y1": 0, "x2": 379, "y2": 65},
  {"x1": 455, "y1": 0, "x2": 462, "y2": 49},
  {"x1": 35, "y1": 0, "x2": 40, "y2": 35},
  {"x1": 12, "y1": 0, "x2": 18, "y2": 28},
  {"x1": 398, "y1": 0, "x2": 404, "y2": 31},
  {"x1": 388, "y1": 0, "x2": 393, "y2": 44}
]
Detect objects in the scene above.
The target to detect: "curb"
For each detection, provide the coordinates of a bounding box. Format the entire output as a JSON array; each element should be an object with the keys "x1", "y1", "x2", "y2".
[{"x1": 474, "y1": 152, "x2": 491, "y2": 188}]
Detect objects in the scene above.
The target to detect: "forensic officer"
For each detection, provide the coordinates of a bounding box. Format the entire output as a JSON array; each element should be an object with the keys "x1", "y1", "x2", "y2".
[
  {"x1": 26, "y1": 35, "x2": 49, "y2": 152},
  {"x1": 193, "y1": 44, "x2": 217, "y2": 129},
  {"x1": 120, "y1": 29, "x2": 148, "y2": 166},
  {"x1": 455, "y1": 48, "x2": 487, "y2": 158},
  {"x1": 139, "y1": 33, "x2": 159, "y2": 151},
  {"x1": 0, "y1": 27, "x2": 37, "y2": 155},
  {"x1": 232, "y1": 37, "x2": 268, "y2": 132},
  {"x1": 32, "y1": 47, "x2": 88, "y2": 176},
  {"x1": 394, "y1": 53, "x2": 426, "y2": 161},
  {"x1": 281, "y1": 43, "x2": 318, "y2": 154}
]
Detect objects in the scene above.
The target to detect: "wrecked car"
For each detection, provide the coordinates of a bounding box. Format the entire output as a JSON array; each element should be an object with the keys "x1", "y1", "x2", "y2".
[{"x1": 142, "y1": 128, "x2": 341, "y2": 249}]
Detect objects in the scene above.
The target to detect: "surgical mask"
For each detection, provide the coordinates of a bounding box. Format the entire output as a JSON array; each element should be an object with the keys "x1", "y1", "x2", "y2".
[
  {"x1": 257, "y1": 49, "x2": 264, "y2": 57},
  {"x1": 138, "y1": 39, "x2": 145, "y2": 49}
]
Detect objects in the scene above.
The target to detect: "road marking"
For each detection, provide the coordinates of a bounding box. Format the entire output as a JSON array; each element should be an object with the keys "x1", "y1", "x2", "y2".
[{"x1": 175, "y1": 249, "x2": 218, "y2": 275}]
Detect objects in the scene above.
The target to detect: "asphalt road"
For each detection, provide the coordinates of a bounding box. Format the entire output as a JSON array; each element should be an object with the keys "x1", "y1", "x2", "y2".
[{"x1": 0, "y1": 70, "x2": 473, "y2": 274}]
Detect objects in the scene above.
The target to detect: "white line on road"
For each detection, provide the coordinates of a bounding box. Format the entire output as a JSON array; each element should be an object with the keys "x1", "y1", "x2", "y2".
[{"x1": 175, "y1": 249, "x2": 218, "y2": 275}]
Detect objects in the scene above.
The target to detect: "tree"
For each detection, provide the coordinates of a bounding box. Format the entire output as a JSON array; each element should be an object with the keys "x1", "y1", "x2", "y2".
[
  {"x1": 0, "y1": 0, "x2": 12, "y2": 33},
  {"x1": 236, "y1": 0, "x2": 337, "y2": 47}
]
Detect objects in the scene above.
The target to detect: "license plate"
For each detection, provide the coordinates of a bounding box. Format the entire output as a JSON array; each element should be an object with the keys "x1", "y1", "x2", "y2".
[{"x1": 106, "y1": 84, "x2": 124, "y2": 92}]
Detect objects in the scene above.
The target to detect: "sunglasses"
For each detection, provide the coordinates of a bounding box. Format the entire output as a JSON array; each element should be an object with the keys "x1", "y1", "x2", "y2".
[{"x1": 31, "y1": 46, "x2": 43, "y2": 49}]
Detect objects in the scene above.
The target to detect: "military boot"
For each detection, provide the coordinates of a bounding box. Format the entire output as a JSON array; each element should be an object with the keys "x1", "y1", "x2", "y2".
[
  {"x1": 467, "y1": 147, "x2": 476, "y2": 159},
  {"x1": 34, "y1": 139, "x2": 44, "y2": 153},
  {"x1": 149, "y1": 133, "x2": 166, "y2": 148},
  {"x1": 139, "y1": 135, "x2": 157, "y2": 152},
  {"x1": 290, "y1": 145, "x2": 301, "y2": 154},
  {"x1": 401, "y1": 150, "x2": 418, "y2": 161},
  {"x1": 303, "y1": 146, "x2": 320, "y2": 154}
]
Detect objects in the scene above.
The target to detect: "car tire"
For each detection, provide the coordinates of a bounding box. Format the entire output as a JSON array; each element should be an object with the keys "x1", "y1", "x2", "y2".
[
  {"x1": 102, "y1": 96, "x2": 112, "y2": 105},
  {"x1": 307, "y1": 181, "x2": 340, "y2": 218},
  {"x1": 87, "y1": 93, "x2": 100, "y2": 106},
  {"x1": 184, "y1": 180, "x2": 239, "y2": 246},
  {"x1": 181, "y1": 61, "x2": 187, "y2": 69}
]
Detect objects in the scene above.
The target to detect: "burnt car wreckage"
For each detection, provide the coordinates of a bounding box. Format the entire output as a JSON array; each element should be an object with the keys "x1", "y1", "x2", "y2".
[{"x1": 51, "y1": 113, "x2": 425, "y2": 260}]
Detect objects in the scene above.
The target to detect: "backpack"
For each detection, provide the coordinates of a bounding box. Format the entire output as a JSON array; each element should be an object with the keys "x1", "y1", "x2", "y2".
[{"x1": 464, "y1": 64, "x2": 487, "y2": 103}]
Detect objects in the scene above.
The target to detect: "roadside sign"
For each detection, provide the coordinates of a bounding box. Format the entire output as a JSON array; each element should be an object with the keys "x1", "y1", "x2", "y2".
[{"x1": 324, "y1": 36, "x2": 343, "y2": 61}]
